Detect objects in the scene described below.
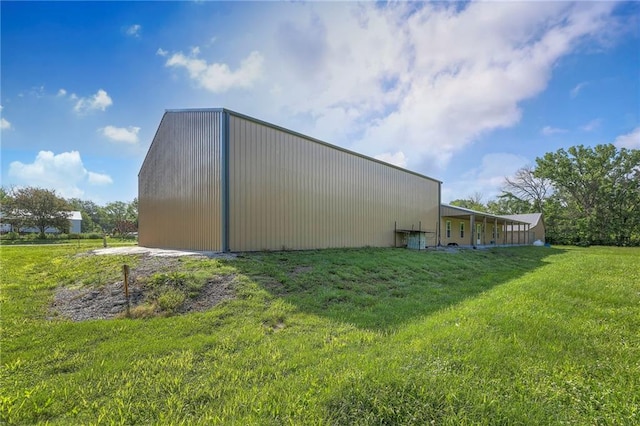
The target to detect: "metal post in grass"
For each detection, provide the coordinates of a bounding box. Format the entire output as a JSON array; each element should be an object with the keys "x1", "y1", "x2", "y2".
[
  {"x1": 103, "y1": 234, "x2": 107, "y2": 248},
  {"x1": 123, "y1": 264, "x2": 130, "y2": 317}
]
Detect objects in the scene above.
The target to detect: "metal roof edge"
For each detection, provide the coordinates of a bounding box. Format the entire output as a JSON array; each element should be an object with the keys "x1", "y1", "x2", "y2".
[
  {"x1": 441, "y1": 204, "x2": 531, "y2": 224},
  {"x1": 162, "y1": 107, "x2": 443, "y2": 185},
  {"x1": 139, "y1": 111, "x2": 171, "y2": 177},
  {"x1": 442, "y1": 203, "x2": 488, "y2": 216},
  {"x1": 498, "y1": 213, "x2": 543, "y2": 227},
  {"x1": 165, "y1": 107, "x2": 226, "y2": 113}
]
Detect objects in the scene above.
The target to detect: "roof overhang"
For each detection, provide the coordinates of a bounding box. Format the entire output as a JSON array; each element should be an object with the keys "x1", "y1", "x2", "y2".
[{"x1": 441, "y1": 204, "x2": 529, "y2": 225}]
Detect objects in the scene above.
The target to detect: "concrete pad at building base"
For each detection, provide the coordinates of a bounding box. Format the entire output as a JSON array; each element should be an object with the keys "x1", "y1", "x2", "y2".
[{"x1": 92, "y1": 246, "x2": 233, "y2": 258}]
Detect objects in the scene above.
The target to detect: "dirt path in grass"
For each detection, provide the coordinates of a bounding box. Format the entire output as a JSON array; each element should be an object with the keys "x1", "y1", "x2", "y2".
[{"x1": 49, "y1": 254, "x2": 235, "y2": 321}]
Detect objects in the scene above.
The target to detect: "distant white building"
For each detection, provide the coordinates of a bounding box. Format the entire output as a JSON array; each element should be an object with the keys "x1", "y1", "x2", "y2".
[
  {"x1": 0, "y1": 211, "x2": 83, "y2": 234},
  {"x1": 68, "y1": 211, "x2": 82, "y2": 234}
]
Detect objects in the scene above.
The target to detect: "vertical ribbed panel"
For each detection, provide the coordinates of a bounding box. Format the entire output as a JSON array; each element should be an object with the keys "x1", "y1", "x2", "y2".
[
  {"x1": 228, "y1": 115, "x2": 440, "y2": 251},
  {"x1": 139, "y1": 111, "x2": 222, "y2": 251}
]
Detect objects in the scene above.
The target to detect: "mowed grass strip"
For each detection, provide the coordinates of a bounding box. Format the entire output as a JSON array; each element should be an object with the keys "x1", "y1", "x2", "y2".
[{"x1": 1, "y1": 244, "x2": 638, "y2": 424}]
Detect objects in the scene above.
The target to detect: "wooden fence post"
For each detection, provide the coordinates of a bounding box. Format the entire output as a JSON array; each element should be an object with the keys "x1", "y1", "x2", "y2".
[{"x1": 123, "y1": 264, "x2": 130, "y2": 317}]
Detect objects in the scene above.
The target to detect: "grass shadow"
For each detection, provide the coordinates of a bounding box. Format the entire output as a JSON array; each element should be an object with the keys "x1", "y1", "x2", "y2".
[{"x1": 230, "y1": 246, "x2": 565, "y2": 331}]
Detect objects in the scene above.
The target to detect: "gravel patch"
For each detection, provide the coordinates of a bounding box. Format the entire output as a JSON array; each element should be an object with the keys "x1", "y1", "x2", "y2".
[
  {"x1": 92, "y1": 246, "x2": 236, "y2": 259},
  {"x1": 49, "y1": 252, "x2": 236, "y2": 321},
  {"x1": 51, "y1": 281, "x2": 145, "y2": 321}
]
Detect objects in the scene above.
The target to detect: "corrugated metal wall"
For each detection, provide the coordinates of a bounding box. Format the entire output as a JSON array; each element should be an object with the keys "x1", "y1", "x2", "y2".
[
  {"x1": 227, "y1": 114, "x2": 440, "y2": 251},
  {"x1": 138, "y1": 111, "x2": 222, "y2": 251}
]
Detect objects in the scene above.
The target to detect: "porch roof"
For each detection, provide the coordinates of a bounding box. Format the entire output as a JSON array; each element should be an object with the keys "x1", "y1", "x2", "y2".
[{"x1": 441, "y1": 204, "x2": 529, "y2": 225}]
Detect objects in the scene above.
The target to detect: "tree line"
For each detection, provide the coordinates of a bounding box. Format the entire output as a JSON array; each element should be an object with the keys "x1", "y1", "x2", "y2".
[
  {"x1": 450, "y1": 144, "x2": 640, "y2": 246},
  {"x1": 1, "y1": 186, "x2": 138, "y2": 238}
]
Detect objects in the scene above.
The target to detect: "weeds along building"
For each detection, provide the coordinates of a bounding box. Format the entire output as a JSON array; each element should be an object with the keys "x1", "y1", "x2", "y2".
[{"x1": 139, "y1": 109, "x2": 441, "y2": 252}]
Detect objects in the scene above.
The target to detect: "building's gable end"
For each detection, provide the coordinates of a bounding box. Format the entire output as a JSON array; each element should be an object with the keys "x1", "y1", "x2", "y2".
[{"x1": 138, "y1": 111, "x2": 223, "y2": 251}]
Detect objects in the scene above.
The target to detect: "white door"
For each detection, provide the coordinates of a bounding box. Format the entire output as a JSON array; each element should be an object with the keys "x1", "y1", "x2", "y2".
[{"x1": 476, "y1": 224, "x2": 482, "y2": 245}]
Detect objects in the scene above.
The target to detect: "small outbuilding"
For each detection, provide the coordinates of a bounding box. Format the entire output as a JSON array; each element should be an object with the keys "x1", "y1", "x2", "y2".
[
  {"x1": 68, "y1": 211, "x2": 82, "y2": 234},
  {"x1": 139, "y1": 108, "x2": 441, "y2": 252}
]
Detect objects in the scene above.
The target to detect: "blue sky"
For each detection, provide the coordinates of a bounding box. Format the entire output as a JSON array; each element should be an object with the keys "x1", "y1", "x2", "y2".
[{"x1": 1, "y1": 1, "x2": 638, "y2": 205}]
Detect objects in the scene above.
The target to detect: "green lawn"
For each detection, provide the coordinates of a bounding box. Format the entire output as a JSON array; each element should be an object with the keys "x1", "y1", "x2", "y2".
[{"x1": 1, "y1": 244, "x2": 638, "y2": 424}]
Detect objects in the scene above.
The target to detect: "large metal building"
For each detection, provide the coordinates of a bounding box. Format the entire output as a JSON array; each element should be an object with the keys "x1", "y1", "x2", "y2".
[{"x1": 139, "y1": 108, "x2": 441, "y2": 252}]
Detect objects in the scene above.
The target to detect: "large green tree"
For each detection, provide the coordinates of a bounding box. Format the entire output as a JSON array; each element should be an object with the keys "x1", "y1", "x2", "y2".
[
  {"x1": 485, "y1": 192, "x2": 534, "y2": 215},
  {"x1": 126, "y1": 198, "x2": 138, "y2": 228},
  {"x1": 0, "y1": 187, "x2": 8, "y2": 205},
  {"x1": 503, "y1": 165, "x2": 551, "y2": 212},
  {"x1": 449, "y1": 192, "x2": 486, "y2": 211},
  {"x1": 100, "y1": 200, "x2": 138, "y2": 234},
  {"x1": 535, "y1": 144, "x2": 640, "y2": 246},
  {"x1": 2, "y1": 187, "x2": 71, "y2": 238}
]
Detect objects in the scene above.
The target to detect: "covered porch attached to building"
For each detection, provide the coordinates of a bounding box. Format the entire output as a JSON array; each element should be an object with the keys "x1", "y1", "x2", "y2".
[{"x1": 440, "y1": 204, "x2": 531, "y2": 248}]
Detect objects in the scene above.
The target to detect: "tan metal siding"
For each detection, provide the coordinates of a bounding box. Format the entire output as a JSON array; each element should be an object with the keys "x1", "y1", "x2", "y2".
[
  {"x1": 138, "y1": 111, "x2": 222, "y2": 251},
  {"x1": 441, "y1": 218, "x2": 468, "y2": 246},
  {"x1": 228, "y1": 115, "x2": 439, "y2": 251},
  {"x1": 441, "y1": 216, "x2": 525, "y2": 246}
]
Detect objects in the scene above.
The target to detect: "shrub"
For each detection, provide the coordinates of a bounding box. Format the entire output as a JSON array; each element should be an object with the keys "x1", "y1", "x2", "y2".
[
  {"x1": 140, "y1": 272, "x2": 208, "y2": 315},
  {"x1": 157, "y1": 290, "x2": 186, "y2": 313},
  {"x1": 56, "y1": 233, "x2": 105, "y2": 240},
  {"x1": 127, "y1": 304, "x2": 157, "y2": 319},
  {"x1": 117, "y1": 233, "x2": 138, "y2": 241}
]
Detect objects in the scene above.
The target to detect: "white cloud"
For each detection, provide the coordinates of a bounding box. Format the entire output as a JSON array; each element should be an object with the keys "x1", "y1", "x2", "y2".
[
  {"x1": 195, "y1": 1, "x2": 616, "y2": 175},
  {"x1": 156, "y1": 48, "x2": 168, "y2": 57},
  {"x1": 374, "y1": 152, "x2": 407, "y2": 168},
  {"x1": 99, "y1": 125, "x2": 140, "y2": 144},
  {"x1": 126, "y1": 24, "x2": 141, "y2": 37},
  {"x1": 8, "y1": 151, "x2": 113, "y2": 198},
  {"x1": 88, "y1": 172, "x2": 114, "y2": 185},
  {"x1": 157, "y1": 2, "x2": 620, "y2": 178},
  {"x1": 0, "y1": 106, "x2": 10, "y2": 130},
  {"x1": 581, "y1": 118, "x2": 601, "y2": 132},
  {"x1": 570, "y1": 81, "x2": 588, "y2": 98},
  {"x1": 165, "y1": 49, "x2": 264, "y2": 93},
  {"x1": 73, "y1": 89, "x2": 113, "y2": 114},
  {"x1": 614, "y1": 127, "x2": 640, "y2": 149},
  {"x1": 442, "y1": 153, "x2": 530, "y2": 202},
  {"x1": 541, "y1": 126, "x2": 568, "y2": 136},
  {"x1": 31, "y1": 86, "x2": 45, "y2": 98},
  {"x1": 57, "y1": 88, "x2": 67, "y2": 97}
]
